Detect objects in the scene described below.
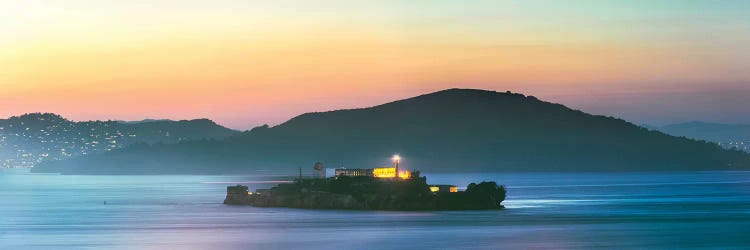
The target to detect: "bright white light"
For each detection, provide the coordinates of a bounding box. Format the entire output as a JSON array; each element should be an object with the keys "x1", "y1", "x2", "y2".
[{"x1": 392, "y1": 154, "x2": 401, "y2": 162}]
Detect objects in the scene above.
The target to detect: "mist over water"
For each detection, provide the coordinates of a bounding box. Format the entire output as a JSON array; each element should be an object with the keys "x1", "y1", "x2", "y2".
[{"x1": 2, "y1": 171, "x2": 749, "y2": 249}]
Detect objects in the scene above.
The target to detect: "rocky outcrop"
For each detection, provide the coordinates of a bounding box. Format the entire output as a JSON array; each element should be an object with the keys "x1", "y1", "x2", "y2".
[
  {"x1": 250, "y1": 191, "x2": 367, "y2": 209},
  {"x1": 247, "y1": 190, "x2": 442, "y2": 210},
  {"x1": 224, "y1": 185, "x2": 250, "y2": 205}
]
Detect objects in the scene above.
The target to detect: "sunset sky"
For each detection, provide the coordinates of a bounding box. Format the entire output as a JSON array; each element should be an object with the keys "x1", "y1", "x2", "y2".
[{"x1": 2, "y1": 1, "x2": 750, "y2": 129}]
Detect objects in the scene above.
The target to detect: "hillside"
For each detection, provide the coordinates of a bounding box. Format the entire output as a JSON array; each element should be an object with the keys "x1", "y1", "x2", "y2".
[
  {"x1": 32, "y1": 89, "x2": 750, "y2": 174},
  {"x1": 0, "y1": 113, "x2": 239, "y2": 168},
  {"x1": 658, "y1": 122, "x2": 750, "y2": 152}
]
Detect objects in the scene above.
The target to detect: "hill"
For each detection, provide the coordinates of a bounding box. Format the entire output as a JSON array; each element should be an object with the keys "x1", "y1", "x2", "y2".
[
  {"x1": 658, "y1": 122, "x2": 750, "y2": 152},
  {"x1": 32, "y1": 89, "x2": 750, "y2": 174},
  {"x1": 0, "y1": 113, "x2": 239, "y2": 168}
]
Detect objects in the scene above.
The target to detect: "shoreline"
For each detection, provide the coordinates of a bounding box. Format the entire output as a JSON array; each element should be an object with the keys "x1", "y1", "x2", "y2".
[{"x1": 224, "y1": 175, "x2": 507, "y2": 211}]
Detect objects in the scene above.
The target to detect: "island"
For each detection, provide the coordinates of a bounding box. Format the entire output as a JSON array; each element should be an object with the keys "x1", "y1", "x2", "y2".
[{"x1": 224, "y1": 156, "x2": 507, "y2": 211}]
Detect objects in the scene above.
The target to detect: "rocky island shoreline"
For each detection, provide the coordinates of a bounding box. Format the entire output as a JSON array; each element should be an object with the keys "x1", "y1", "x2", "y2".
[{"x1": 224, "y1": 172, "x2": 506, "y2": 211}]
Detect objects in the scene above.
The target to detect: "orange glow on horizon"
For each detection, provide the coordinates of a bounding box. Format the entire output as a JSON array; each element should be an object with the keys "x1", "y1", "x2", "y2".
[{"x1": 3, "y1": 1, "x2": 750, "y2": 128}]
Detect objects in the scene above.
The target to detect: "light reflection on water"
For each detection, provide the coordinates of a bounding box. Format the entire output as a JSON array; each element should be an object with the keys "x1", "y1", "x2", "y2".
[{"x1": 1, "y1": 170, "x2": 750, "y2": 249}]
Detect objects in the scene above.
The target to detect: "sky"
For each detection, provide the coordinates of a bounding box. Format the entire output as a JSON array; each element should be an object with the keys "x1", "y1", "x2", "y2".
[{"x1": 2, "y1": 0, "x2": 750, "y2": 129}]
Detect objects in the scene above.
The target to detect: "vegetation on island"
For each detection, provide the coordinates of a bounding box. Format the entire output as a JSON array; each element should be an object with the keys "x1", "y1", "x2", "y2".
[{"x1": 227, "y1": 174, "x2": 507, "y2": 211}]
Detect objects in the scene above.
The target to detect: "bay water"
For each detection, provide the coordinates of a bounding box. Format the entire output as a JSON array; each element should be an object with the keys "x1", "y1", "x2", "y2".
[{"x1": 1, "y1": 170, "x2": 749, "y2": 249}]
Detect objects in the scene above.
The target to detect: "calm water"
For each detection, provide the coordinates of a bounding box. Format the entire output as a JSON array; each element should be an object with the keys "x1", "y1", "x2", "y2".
[{"x1": 1, "y1": 170, "x2": 750, "y2": 249}]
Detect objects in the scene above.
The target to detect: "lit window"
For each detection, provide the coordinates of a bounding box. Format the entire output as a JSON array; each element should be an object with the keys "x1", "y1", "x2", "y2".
[{"x1": 373, "y1": 167, "x2": 396, "y2": 178}]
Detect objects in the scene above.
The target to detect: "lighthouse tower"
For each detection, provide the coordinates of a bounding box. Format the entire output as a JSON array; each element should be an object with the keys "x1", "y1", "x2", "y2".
[{"x1": 392, "y1": 155, "x2": 401, "y2": 179}]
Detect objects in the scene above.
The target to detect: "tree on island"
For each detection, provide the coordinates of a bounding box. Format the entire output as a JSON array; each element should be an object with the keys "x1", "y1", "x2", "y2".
[{"x1": 466, "y1": 182, "x2": 507, "y2": 208}]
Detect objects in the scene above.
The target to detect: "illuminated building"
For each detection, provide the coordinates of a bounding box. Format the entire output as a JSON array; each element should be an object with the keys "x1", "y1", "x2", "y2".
[
  {"x1": 335, "y1": 168, "x2": 372, "y2": 177},
  {"x1": 429, "y1": 185, "x2": 458, "y2": 193},
  {"x1": 336, "y1": 167, "x2": 412, "y2": 179},
  {"x1": 372, "y1": 167, "x2": 396, "y2": 178},
  {"x1": 398, "y1": 170, "x2": 411, "y2": 179},
  {"x1": 334, "y1": 155, "x2": 412, "y2": 179},
  {"x1": 378, "y1": 154, "x2": 411, "y2": 179}
]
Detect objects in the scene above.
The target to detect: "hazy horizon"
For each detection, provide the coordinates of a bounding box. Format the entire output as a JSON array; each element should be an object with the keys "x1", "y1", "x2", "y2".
[{"x1": 4, "y1": 87, "x2": 750, "y2": 130}]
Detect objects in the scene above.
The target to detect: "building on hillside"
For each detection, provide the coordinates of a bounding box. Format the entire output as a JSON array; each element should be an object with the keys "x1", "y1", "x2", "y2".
[
  {"x1": 334, "y1": 155, "x2": 412, "y2": 179},
  {"x1": 430, "y1": 185, "x2": 458, "y2": 193},
  {"x1": 429, "y1": 185, "x2": 458, "y2": 193},
  {"x1": 334, "y1": 168, "x2": 372, "y2": 177}
]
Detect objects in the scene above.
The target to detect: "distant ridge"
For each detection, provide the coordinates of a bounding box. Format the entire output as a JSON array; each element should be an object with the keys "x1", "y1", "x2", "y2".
[{"x1": 32, "y1": 89, "x2": 750, "y2": 174}]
